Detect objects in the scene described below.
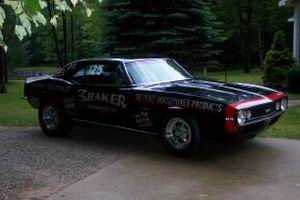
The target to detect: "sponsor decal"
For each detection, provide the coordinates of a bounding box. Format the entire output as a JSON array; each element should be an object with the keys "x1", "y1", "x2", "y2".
[
  {"x1": 48, "y1": 84, "x2": 71, "y2": 93},
  {"x1": 136, "y1": 112, "x2": 152, "y2": 127},
  {"x1": 135, "y1": 94, "x2": 223, "y2": 113},
  {"x1": 87, "y1": 105, "x2": 118, "y2": 113},
  {"x1": 78, "y1": 89, "x2": 127, "y2": 109},
  {"x1": 63, "y1": 98, "x2": 76, "y2": 109}
]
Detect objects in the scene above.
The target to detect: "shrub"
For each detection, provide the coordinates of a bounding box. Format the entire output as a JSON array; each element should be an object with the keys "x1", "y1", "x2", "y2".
[
  {"x1": 288, "y1": 65, "x2": 300, "y2": 93},
  {"x1": 263, "y1": 31, "x2": 295, "y2": 89}
]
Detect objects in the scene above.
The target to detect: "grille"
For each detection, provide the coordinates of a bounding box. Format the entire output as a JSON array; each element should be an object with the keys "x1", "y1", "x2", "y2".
[{"x1": 250, "y1": 102, "x2": 277, "y2": 118}]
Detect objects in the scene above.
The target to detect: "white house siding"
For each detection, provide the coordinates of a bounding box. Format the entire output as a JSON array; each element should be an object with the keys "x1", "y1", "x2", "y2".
[
  {"x1": 279, "y1": 0, "x2": 300, "y2": 62},
  {"x1": 294, "y1": 6, "x2": 300, "y2": 62}
]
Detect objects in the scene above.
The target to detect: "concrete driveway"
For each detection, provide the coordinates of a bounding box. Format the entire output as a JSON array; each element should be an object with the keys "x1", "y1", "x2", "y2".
[{"x1": 1, "y1": 127, "x2": 300, "y2": 200}]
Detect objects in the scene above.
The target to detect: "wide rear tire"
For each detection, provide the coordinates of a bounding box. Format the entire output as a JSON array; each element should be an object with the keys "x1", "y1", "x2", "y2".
[{"x1": 39, "y1": 105, "x2": 72, "y2": 137}]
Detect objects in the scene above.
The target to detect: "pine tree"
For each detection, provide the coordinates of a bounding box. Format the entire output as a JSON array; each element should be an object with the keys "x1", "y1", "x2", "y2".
[{"x1": 102, "y1": 0, "x2": 223, "y2": 68}]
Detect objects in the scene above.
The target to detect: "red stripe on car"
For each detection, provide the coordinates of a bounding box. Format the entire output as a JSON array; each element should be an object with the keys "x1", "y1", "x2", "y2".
[
  {"x1": 225, "y1": 92, "x2": 287, "y2": 135},
  {"x1": 266, "y1": 92, "x2": 287, "y2": 101}
]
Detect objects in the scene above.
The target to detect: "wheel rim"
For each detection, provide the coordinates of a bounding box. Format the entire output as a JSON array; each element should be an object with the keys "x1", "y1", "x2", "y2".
[
  {"x1": 165, "y1": 118, "x2": 192, "y2": 150},
  {"x1": 42, "y1": 106, "x2": 58, "y2": 130}
]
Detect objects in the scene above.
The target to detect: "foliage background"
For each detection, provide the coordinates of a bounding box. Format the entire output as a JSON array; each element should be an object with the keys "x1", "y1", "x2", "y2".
[
  {"x1": 0, "y1": 0, "x2": 294, "y2": 71},
  {"x1": 102, "y1": 0, "x2": 224, "y2": 68}
]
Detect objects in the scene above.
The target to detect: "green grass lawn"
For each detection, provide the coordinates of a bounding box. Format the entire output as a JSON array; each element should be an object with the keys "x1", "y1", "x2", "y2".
[
  {"x1": 195, "y1": 68, "x2": 263, "y2": 84},
  {"x1": 289, "y1": 93, "x2": 300, "y2": 100},
  {"x1": 15, "y1": 66, "x2": 58, "y2": 74},
  {"x1": 262, "y1": 106, "x2": 300, "y2": 139},
  {"x1": 0, "y1": 81, "x2": 37, "y2": 126}
]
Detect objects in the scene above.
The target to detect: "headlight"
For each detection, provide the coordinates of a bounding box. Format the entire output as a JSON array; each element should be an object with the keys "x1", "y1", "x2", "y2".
[
  {"x1": 275, "y1": 101, "x2": 281, "y2": 111},
  {"x1": 281, "y1": 99, "x2": 288, "y2": 111},
  {"x1": 237, "y1": 110, "x2": 252, "y2": 126}
]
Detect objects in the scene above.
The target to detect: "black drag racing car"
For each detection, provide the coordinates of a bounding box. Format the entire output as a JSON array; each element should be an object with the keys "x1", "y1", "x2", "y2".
[{"x1": 24, "y1": 58, "x2": 288, "y2": 155}]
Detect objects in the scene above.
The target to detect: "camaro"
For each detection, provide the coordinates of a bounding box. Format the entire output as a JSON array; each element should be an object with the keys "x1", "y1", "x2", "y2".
[{"x1": 24, "y1": 58, "x2": 288, "y2": 155}]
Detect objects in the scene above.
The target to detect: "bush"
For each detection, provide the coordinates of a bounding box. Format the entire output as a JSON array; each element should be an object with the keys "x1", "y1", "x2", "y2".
[
  {"x1": 288, "y1": 66, "x2": 300, "y2": 93},
  {"x1": 263, "y1": 31, "x2": 294, "y2": 89}
]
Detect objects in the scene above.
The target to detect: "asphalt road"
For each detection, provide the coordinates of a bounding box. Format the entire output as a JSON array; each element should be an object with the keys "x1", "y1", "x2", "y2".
[{"x1": 1, "y1": 127, "x2": 300, "y2": 200}]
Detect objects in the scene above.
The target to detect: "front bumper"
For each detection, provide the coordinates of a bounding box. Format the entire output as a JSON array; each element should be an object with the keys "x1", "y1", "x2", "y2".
[
  {"x1": 239, "y1": 110, "x2": 283, "y2": 127},
  {"x1": 231, "y1": 112, "x2": 282, "y2": 139}
]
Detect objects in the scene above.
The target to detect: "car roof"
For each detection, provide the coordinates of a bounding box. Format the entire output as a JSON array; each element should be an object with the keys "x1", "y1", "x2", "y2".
[{"x1": 73, "y1": 58, "x2": 169, "y2": 64}]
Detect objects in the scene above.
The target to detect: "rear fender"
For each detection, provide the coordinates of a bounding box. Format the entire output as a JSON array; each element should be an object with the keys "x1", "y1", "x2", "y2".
[{"x1": 25, "y1": 77, "x2": 73, "y2": 109}]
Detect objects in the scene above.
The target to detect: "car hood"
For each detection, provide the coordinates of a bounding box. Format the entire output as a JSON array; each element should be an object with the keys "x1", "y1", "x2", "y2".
[{"x1": 143, "y1": 79, "x2": 279, "y2": 104}]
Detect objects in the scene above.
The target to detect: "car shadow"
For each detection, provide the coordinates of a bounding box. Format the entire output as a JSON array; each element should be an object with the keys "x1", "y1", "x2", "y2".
[
  {"x1": 31, "y1": 125, "x2": 290, "y2": 188},
  {"x1": 46, "y1": 125, "x2": 287, "y2": 185},
  {"x1": 57, "y1": 125, "x2": 283, "y2": 162}
]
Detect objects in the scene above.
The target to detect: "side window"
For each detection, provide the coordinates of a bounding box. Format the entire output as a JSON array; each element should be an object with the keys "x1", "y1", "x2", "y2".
[
  {"x1": 72, "y1": 62, "x2": 127, "y2": 85},
  {"x1": 74, "y1": 64, "x2": 104, "y2": 78}
]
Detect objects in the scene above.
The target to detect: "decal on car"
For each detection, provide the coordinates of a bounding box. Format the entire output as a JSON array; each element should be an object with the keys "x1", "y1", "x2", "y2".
[
  {"x1": 135, "y1": 112, "x2": 153, "y2": 127},
  {"x1": 87, "y1": 105, "x2": 118, "y2": 113},
  {"x1": 74, "y1": 64, "x2": 104, "y2": 77},
  {"x1": 135, "y1": 94, "x2": 223, "y2": 113},
  {"x1": 63, "y1": 98, "x2": 76, "y2": 109},
  {"x1": 48, "y1": 84, "x2": 72, "y2": 93},
  {"x1": 78, "y1": 89, "x2": 127, "y2": 108}
]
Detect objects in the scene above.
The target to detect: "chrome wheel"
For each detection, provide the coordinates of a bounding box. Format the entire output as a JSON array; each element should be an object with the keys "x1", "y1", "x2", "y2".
[
  {"x1": 165, "y1": 118, "x2": 192, "y2": 150},
  {"x1": 42, "y1": 106, "x2": 58, "y2": 130}
]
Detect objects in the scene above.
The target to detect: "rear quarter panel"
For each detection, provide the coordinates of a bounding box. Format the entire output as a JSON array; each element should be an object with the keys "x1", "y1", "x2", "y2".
[{"x1": 25, "y1": 78, "x2": 74, "y2": 108}]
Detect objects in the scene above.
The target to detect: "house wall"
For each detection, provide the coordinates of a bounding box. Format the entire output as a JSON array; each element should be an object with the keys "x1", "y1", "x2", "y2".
[{"x1": 293, "y1": 6, "x2": 300, "y2": 63}]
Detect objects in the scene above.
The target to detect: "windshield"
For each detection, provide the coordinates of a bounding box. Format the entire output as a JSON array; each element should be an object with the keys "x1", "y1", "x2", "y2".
[{"x1": 125, "y1": 59, "x2": 192, "y2": 85}]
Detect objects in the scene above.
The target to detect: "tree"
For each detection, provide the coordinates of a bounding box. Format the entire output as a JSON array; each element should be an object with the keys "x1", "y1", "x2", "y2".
[
  {"x1": 0, "y1": 0, "x2": 101, "y2": 93},
  {"x1": 45, "y1": 0, "x2": 64, "y2": 67},
  {"x1": 102, "y1": 0, "x2": 223, "y2": 68},
  {"x1": 76, "y1": 2, "x2": 105, "y2": 58},
  {"x1": 215, "y1": 0, "x2": 292, "y2": 72},
  {"x1": 263, "y1": 31, "x2": 294, "y2": 89}
]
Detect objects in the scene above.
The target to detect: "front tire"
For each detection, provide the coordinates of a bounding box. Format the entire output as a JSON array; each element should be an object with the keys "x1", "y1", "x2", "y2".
[
  {"x1": 160, "y1": 116, "x2": 201, "y2": 156},
  {"x1": 39, "y1": 105, "x2": 71, "y2": 137}
]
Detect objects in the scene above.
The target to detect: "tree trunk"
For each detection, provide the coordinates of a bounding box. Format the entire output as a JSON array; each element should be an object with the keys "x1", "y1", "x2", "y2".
[
  {"x1": 244, "y1": 0, "x2": 253, "y2": 73},
  {"x1": 4, "y1": 50, "x2": 7, "y2": 83},
  {"x1": 238, "y1": 0, "x2": 253, "y2": 73},
  {"x1": 2, "y1": 29, "x2": 8, "y2": 83},
  {"x1": 46, "y1": 0, "x2": 64, "y2": 68},
  {"x1": 70, "y1": 12, "x2": 75, "y2": 61},
  {"x1": 258, "y1": 0, "x2": 267, "y2": 67},
  {"x1": 237, "y1": 1, "x2": 247, "y2": 73},
  {"x1": 258, "y1": 26, "x2": 264, "y2": 66},
  {"x1": 0, "y1": 47, "x2": 7, "y2": 94},
  {"x1": 62, "y1": 12, "x2": 68, "y2": 65}
]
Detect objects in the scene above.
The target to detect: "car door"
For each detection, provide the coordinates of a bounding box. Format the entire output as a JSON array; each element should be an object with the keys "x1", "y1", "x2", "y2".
[{"x1": 69, "y1": 61, "x2": 131, "y2": 125}]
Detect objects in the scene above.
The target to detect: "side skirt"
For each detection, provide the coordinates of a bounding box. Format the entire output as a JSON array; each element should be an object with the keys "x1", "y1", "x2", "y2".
[{"x1": 72, "y1": 119, "x2": 158, "y2": 136}]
